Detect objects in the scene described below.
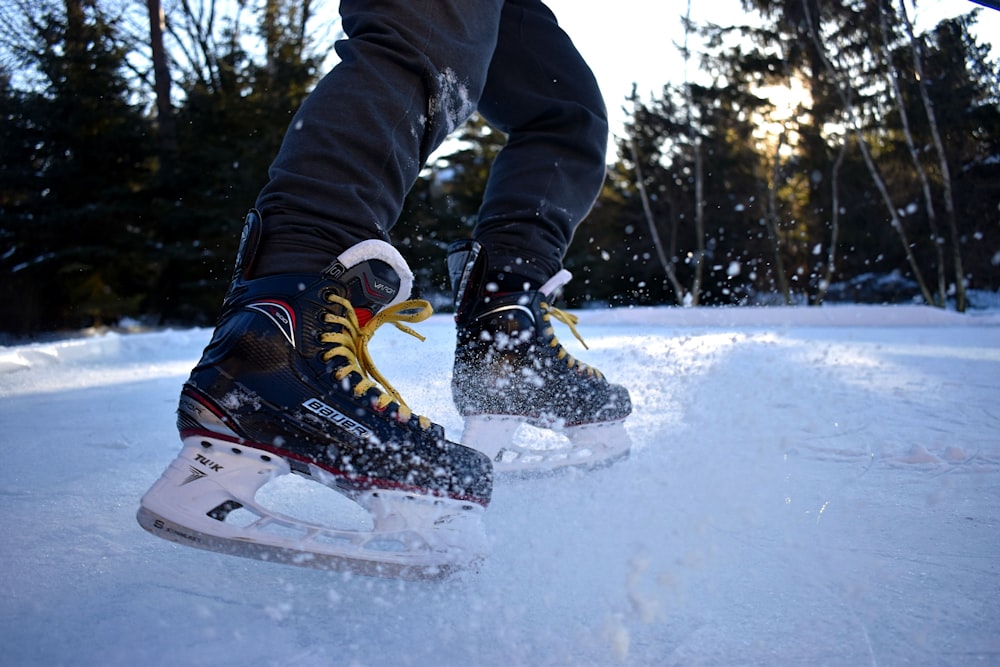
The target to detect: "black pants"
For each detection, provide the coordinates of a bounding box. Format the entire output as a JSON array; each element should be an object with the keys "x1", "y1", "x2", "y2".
[{"x1": 255, "y1": 0, "x2": 608, "y2": 283}]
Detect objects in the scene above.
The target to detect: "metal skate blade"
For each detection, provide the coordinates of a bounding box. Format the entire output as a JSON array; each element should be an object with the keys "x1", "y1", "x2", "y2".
[
  {"x1": 136, "y1": 505, "x2": 465, "y2": 580},
  {"x1": 494, "y1": 445, "x2": 631, "y2": 479}
]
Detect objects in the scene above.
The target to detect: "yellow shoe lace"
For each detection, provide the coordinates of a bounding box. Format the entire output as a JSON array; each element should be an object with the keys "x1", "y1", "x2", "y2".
[
  {"x1": 540, "y1": 302, "x2": 604, "y2": 379},
  {"x1": 318, "y1": 293, "x2": 434, "y2": 429}
]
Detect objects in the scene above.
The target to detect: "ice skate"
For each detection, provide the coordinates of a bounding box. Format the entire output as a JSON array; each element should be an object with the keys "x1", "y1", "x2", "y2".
[
  {"x1": 138, "y1": 211, "x2": 493, "y2": 580},
  {"x1": 448, "y1": 240, "x2": 632, "y2": 476}
]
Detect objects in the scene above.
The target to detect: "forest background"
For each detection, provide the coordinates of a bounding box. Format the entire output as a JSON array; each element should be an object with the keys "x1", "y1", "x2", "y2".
[{"x1": 1, "y1": 0, "x2": 998, "y2": 336}]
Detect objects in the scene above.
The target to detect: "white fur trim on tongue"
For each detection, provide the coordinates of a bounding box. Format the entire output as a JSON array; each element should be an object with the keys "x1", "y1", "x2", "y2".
[
  {"x1": 539, "y1": 269, "x2": 573, "y2": 298},
  {"x1": 336, "y1": 239, "x2": 414, "y2": 307}
]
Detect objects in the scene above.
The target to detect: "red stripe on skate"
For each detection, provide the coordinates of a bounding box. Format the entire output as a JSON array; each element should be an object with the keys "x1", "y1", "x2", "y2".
[{"x1": 177, "y1": 426, "x2": 488, "y2": 507}]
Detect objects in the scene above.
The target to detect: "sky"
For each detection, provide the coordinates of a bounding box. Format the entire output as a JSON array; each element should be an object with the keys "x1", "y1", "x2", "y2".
[{"x1": 543, "y1": 0, "x2": 1000, "y2": 148}]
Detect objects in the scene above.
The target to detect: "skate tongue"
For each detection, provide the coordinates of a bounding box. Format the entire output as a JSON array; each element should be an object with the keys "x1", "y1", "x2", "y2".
[{"x1": 325, "y1": 240, "x2": 414, "y2": 325}]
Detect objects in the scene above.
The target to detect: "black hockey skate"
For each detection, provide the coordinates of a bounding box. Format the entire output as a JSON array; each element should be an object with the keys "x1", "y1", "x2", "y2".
[
  {"x1": 448, "y1": 240, "x2": 632, "y2": 475},
  {"x1": 138, "y1": 211, "x2": 493, "y2": 580}
]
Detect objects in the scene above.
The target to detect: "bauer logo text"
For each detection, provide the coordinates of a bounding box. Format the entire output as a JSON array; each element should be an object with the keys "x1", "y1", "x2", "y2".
[{"x1": 303, "y1": 398, "x2": 373, "y2": 439}]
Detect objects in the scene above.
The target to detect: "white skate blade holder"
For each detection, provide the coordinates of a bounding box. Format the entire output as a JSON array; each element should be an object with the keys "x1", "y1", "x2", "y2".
[
  {"x1": 137, "y1": 436, "x2": 488, "y2": 580},
  {"x1": 462, "y1": 416, "x2": 631, "y2": 477}
]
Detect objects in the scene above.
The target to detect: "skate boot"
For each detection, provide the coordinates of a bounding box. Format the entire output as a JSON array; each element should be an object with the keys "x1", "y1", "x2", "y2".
[
  {"x1": 448, "y1": 240, "x2": 632, "y2": 475},
  {"x1": 138, "y1": 211, "x2": 493, "y2": 580}
]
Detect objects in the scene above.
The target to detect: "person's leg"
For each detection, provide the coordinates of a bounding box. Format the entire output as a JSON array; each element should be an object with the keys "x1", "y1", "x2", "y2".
[
  {"x1": 253, "y1": 0, "x2": 504, "y2": 276},
  {"x1": 474, "y1": 0, "x2": 609, "y2": 287},
  {"x1": 448, "y1": 2, "x2": 630, "y2": 475},
  {"x1": 139, "y1": 3, "x2": 505, "y2": 575}
]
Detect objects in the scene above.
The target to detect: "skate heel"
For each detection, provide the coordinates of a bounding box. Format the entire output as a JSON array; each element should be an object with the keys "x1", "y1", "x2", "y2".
[
  {"x1": 137, "y1": 435, "x2": 290, "y2": 543},
  {"x1": 358, "y1": 490, "x2": 489, "y2": 559},
  {"x1": 563, "y1": 420, "x2": 632, "y2": 469}
]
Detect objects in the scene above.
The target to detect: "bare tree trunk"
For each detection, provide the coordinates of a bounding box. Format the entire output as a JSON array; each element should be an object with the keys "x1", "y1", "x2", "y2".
[
  {"x1": 628, "y1": 134, "x2": 687, "y2": 304},
  {"x1": 147, "y1": 0, "x2": 177, "y2": 182},
  {"x1": 801, "y1": 0, "x2": 935, "y2": 307},
  {"x1": 169, "y1": 0, "x2": 223, "y2": 90},
  {"x1": 898, "y1": 0, "x2": 967, "y2": 311},
  {"x1": 765, "y1": 134, "x2": 792, "y2": 304},
  {"x1": 299, "y1": 0, "x2": 313, "y2": 46},
  {"x1": 879, "y1": 3, "x2": 946, "y2": 306},
  {"x1": 263, "y1": 0, "x2": 278, "y2": 81},
  {"x1": 263, "y1": 0, "x2": 314, "y2": 82},
  {"x1": 815, "y1": 138, "x2": 847, "y2": 305},
  {"x1": 64, "y1": 0, "x2": 82, "y2": 30},
  {"x1": 682, "y1": 0, "x2": 705, "y2": 305},
  {"x1": 691, "y1": 127, "x2": 706, "y2": 305}
]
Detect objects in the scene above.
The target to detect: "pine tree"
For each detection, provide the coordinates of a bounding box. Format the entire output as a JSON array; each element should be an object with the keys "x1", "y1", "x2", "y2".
[
  {"x1": 0, "y1": 0, "x2": 154, "y2": 333},
  {"x1": 147, "y1": 0, "x2": 322, "y2": 325}
]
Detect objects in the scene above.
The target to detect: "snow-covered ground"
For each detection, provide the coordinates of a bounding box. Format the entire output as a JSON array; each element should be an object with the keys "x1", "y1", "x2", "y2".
[{"x1": 2, "y1": 305, "x2": 998, "y2": 666}]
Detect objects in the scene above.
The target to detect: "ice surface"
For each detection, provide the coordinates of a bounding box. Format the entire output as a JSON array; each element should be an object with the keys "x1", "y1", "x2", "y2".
[{"x1": 1, "y1": 305, "x2": 998, "y2": 665}]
